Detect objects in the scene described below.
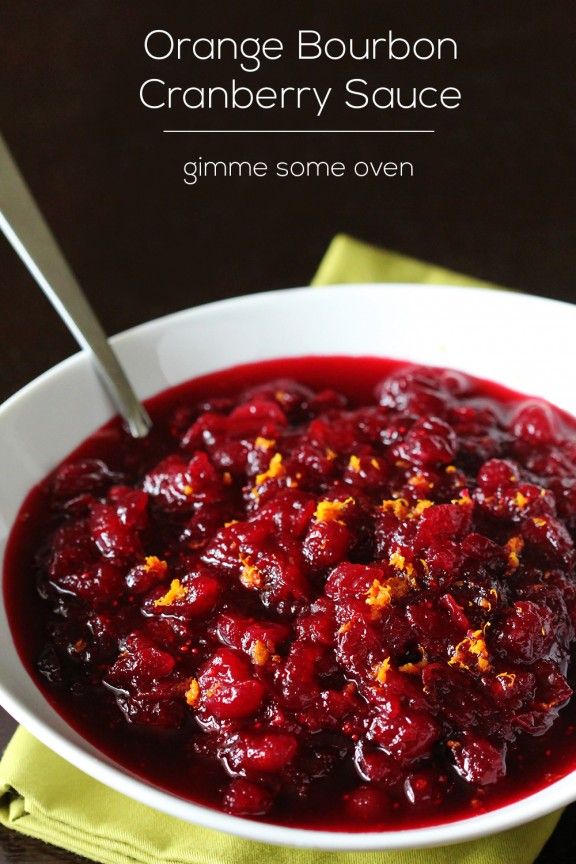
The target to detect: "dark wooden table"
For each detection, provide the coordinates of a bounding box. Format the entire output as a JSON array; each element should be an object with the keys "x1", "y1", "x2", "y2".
[{"x1": 1, "y1": 1, "x2": 575, "y2": 861}]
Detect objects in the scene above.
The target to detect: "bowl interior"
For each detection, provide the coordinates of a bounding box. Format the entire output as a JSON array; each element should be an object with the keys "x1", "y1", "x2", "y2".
[{"x1": 1, "y1": 283, "x2": 576, "y2": 849}]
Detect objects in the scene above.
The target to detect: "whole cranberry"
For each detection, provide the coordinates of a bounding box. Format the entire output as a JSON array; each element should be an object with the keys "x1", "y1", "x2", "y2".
[
  {"x1": 117, "y1": 694, "x2": 184, "y2": 729},
  {"x1": 222, "y1": 731, "x2": 298, "y2": 775},
  {"x1": 477, "y1": 458, "x2": 520, "y2": 495},
  {"x1": 51, "y1": 459, "x2": 121, "y2": 499},
  {"x1": 375, "y1": 367, "x2": 450, "y2": 415},
  {"x1": 404, "y1": 767, "x2": 445, "y2": 807},
  {"x1": 302, "y1": 520, "x2": 352, "y2": 568},
  {"x1": 223, "y1": 779, "x2": 273, "y2": 816},
  {"x1": 449, "y1": 733, "x2": 506, "y2": 786},
  {"x1": 197, "y1": 648, "x2": 266, "y2": 721},
  {"x1": 90, "y1": 502, "x2": 143, "y2": 563},
  {"x1": 369, "y1": 707, "x2": 440, "y2": 764},
  {"x1": 345, "y1": 786, "x2": 391, "y2": 822},
  {"x1": 354, "y1": 741, "x2": 402, "y2": 785},
  {"x1": 491, "y1": 600, "x2": 555, "y2": 663},
  {"x1": 510, "y1": 401, "x2": 559, "y2": 446},
  {"x1": 395, "y1": 417, "x2": 457, "y2": 467}
]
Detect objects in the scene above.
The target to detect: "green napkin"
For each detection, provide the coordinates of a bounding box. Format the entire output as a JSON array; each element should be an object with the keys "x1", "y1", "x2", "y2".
[
  {"x1": 0, "y1": 236, "x2": 558, "y2": 864},
  {"x1": 312, "y1": 234, "x2": 500, "y2": 289}
]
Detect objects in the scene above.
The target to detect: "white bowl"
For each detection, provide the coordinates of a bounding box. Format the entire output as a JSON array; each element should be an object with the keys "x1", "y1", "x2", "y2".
[{"x1": 1, "y1": 284, "x2": 576, "y2": 850}]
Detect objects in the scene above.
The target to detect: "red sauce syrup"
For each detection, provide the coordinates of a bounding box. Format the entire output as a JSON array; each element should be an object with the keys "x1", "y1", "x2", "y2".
[{"x1": 4, "y1": 356, "x2": 576, "y2": 831}]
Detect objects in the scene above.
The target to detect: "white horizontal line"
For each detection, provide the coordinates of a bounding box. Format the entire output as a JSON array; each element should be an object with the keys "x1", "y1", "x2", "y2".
[{"x1": 163, "y1": 129, "x2": 435, "y2": 134}]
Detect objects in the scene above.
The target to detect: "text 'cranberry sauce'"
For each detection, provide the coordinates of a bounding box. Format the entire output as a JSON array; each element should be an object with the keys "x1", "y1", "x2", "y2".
[{"x1": 5, "y1": 357, "x2": 576, "y2": 831}]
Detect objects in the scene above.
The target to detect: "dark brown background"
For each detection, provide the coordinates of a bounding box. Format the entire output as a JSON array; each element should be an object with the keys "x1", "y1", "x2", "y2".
[{"x1": 0, "y1": 1, "x2": 575, "y2": 861}]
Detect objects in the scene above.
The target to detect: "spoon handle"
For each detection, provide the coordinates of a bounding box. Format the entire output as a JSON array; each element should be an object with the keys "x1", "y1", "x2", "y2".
[{"x1": 0, "y1": 134, "x2": 151, "y2": 438}]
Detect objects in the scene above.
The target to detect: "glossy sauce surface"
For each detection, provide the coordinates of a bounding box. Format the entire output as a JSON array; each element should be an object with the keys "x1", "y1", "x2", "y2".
[{"x1": 4, "y1": 356, "x2": 576, "y2": 830}]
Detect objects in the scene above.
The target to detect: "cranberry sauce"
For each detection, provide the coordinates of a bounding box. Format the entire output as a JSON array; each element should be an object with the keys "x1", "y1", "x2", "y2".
[{"x1": 5, "y1": 356, "x2": 576, "y2": 831}]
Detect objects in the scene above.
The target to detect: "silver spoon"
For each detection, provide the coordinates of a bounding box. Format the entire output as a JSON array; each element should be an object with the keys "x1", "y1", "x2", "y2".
[{"x1": 0, "y1": 134, "x2": 152, "y2": 438}]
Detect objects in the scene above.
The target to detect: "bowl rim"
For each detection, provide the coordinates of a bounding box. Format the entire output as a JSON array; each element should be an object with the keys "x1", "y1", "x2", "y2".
[{"x1": 1, "y1": 282, "x2": 576, "y2": 850}]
